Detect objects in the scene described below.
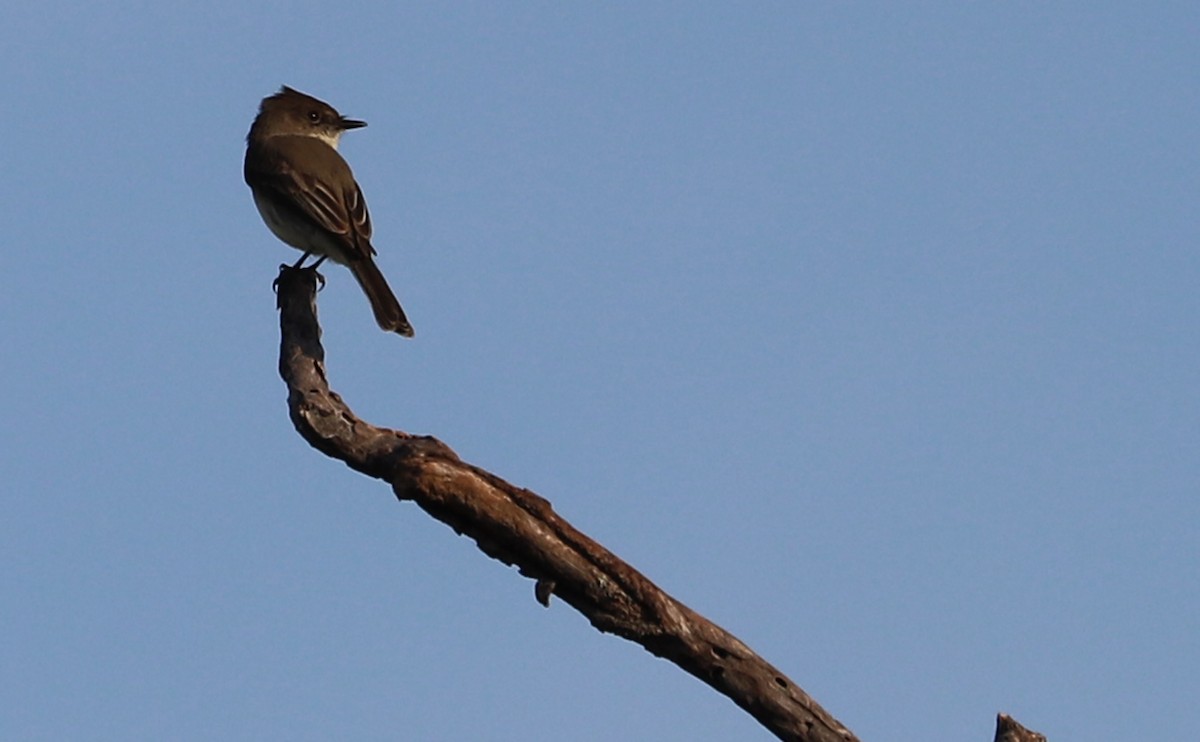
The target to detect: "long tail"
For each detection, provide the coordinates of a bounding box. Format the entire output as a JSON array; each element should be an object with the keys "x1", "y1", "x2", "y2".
[{"x1": 348, "y1": 257, "x2": 414, "y2": 337}]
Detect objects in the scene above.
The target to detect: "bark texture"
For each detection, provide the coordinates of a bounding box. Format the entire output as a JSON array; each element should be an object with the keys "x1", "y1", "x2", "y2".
[
  {"x1": 273, "y1": 265, "x2": 1047, "y2": 741},
  {"x1": 994, "y1": 713, "x2": 1047, "y2": 742},
  {"x1": 273, "y1": 265, "x2": 858, "y2": 741}
]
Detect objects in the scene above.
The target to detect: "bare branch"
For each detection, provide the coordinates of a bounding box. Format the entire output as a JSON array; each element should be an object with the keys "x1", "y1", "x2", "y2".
[
  {"x1": 273, "y1": 265, "x2": 859, "y2": 741},
  {"x1": 994, "y1": 713, "x2": 1047, "y2": 742}
]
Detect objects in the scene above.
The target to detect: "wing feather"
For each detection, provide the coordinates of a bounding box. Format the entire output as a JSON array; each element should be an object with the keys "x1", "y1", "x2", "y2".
[{"x1": 248, "y1": 135, "x2": 375, "y2": 260}]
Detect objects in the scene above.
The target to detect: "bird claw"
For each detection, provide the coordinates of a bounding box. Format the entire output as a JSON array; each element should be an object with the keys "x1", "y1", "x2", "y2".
[{"x1": 273, "y1": 262, "x2": 326, "y2": 292}]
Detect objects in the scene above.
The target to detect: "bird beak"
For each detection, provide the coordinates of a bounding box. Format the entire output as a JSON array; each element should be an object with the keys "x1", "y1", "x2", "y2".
[{"x1": 340, "y1": 117, "x2": 367, "y2": 130}]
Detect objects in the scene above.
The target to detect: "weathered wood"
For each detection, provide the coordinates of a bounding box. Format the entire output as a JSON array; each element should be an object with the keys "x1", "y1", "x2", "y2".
[
  {"x1": 273, "y1": 265, "x2": 859, "y2": 741},
  {"x1": 994, "y1": 713, "x2": 1047, "y2": 742}
]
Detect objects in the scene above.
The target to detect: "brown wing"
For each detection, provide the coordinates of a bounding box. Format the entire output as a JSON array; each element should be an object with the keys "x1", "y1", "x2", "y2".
[{"x1": 246, "y1": 135, "x2": 376, "y2": 260}]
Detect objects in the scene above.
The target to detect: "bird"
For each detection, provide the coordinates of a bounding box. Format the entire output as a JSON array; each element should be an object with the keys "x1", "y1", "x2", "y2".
[{"x1": 244, "y1": 86, "x2": 413, "y2": 336}]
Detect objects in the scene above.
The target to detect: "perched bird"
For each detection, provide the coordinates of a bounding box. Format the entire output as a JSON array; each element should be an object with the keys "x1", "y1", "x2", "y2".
[{"x1": 245, "y1": 86, "x2": 413, "y2": 336}]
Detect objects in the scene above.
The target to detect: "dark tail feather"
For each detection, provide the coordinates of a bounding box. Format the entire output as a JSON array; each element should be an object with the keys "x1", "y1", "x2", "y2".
[{"x1": 349, "y1": 258, "x2": 414, "y2": 337}]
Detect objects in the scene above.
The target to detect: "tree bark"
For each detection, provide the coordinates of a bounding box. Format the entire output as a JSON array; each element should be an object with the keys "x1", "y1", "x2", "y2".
[
  {"x1": 273, "y1": 266, "x2": 858, "y2": 741},
  {"x1": 994, "y1": 713, "x2": 1047, "y2": 742},
  {"x1": 272, "y1": 265, "x2": 1046, "y2": 741}
]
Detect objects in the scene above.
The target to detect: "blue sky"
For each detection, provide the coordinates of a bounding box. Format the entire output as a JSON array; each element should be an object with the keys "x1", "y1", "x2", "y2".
[{"x1": 3, "y1": 3, "x2": 1197, "y2": 740}]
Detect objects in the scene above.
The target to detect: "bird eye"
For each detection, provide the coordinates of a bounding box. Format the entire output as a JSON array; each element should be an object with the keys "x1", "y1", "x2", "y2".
[{"x1": 307, "y1": 111, "x2": 321, "y2": 124}]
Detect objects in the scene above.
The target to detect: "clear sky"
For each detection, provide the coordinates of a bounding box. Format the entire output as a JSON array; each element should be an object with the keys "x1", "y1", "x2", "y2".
[{"x1": 3, "y1": 3, "x2": 1196, "y2": 740}]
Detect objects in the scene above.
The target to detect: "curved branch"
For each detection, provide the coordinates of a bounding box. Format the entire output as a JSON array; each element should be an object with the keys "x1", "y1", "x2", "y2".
[{"x1": 274, "y1": 265, "x2": 857, "y2": 741}]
